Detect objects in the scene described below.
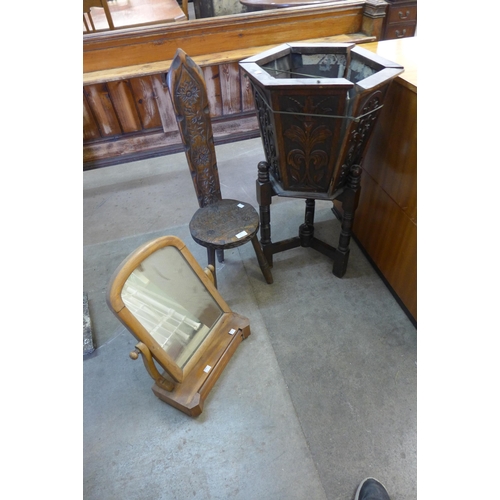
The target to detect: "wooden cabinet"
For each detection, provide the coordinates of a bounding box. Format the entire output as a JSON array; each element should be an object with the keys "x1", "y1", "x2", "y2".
[
  {"x1": 340, "y1": 38, "x2": 417, "y2": 324},
  {"x1": 382, "y1": 0, "x2": 417, "y2": 40}
]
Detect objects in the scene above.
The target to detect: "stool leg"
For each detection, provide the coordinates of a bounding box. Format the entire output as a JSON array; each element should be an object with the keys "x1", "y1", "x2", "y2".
[
  {"x1": 216, "y1": 249, "x2": 224, "y2": 263},
  {"x1": 251, "y1": 235, "x2": 273, "y2": 284},
  {"x1": 207, "y1": 247, "x2": 217, "y2": 288}
]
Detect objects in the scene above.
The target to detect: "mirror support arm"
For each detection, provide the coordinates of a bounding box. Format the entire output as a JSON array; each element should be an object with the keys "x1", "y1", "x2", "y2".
[
  {"x1": 204, "y1": 265, "x2": 215, "y2": 285},
  {"x1": 130, "y1": 342, "x2": 175, "y2": 392}
]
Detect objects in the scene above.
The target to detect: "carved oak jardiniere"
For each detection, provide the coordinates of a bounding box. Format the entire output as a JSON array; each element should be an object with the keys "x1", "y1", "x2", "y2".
[{"x1": 240, "y1": 43, "x2": 403, "y2": 277}]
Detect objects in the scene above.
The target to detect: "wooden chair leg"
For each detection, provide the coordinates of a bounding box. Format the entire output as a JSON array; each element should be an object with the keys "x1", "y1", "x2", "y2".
[
  {"x1": 251, "y1": 235, "x2": 273, "y2": 284},
  {"x1": 207, "y1": 247, "x2": 217, "y2": 288}
]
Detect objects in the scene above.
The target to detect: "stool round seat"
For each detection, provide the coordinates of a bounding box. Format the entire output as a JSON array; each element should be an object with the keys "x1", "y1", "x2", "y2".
[{"x1": 189, "y1": 199, "x2": 259, "y2": 249}]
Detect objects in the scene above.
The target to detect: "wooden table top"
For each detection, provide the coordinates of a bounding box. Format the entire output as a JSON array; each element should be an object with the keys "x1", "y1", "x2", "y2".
[
  {"x1": 239, "y1": 0, "x2": 339, "y2": 10},
  {"x1": 361, "y1": 37, "x2": 417, "y2": 93},
  {"x1": 88, "y1": 0, "x2": 186, "y2": 31}
]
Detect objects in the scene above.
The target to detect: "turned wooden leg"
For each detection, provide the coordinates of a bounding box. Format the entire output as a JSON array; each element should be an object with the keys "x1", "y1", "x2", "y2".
[
  {"x1": 256, "y1": 161, "x2": 274, "y2": 266},
  {"x1": 299, "y1": 198, "x2": 315, "y2": 246},
  {"x1": 333, "y1": 165, "x2": 361, "y2": 278},
  {"x1": 251, "y1": 235, "x2": 273, "y2": 284}
]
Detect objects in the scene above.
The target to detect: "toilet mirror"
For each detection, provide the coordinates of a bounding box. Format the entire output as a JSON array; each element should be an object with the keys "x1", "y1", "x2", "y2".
[{"x1": 107, "y1": 235, "x2": 250, "y2": 416}]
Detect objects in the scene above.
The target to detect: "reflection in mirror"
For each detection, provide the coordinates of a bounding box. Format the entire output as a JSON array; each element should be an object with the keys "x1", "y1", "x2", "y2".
[{"x1": 121, "y1": 245, "x2": 223, "y2": 368}]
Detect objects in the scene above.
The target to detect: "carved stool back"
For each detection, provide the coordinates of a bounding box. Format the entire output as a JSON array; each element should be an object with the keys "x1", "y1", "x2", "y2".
[{"x1": 167, "y1": 49, "x2": 221, "y2": 208}]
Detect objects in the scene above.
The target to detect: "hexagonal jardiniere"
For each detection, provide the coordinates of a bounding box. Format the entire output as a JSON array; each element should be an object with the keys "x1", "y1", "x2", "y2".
[{"x1": 239, "y1": 43, "x2": 404, "y2": 277}]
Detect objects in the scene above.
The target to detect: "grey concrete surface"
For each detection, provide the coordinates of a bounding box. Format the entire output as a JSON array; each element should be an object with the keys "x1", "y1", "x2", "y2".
[{"x1": 83, "y1": 138, "x2": 417, "y2": 499}]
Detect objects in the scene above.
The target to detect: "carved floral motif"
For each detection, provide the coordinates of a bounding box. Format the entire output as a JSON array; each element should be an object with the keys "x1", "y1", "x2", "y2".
[
  {"x1": 254, "y1": 91, "x2": 280, "y2": 181},
  {"x1": 282, "y1": 96, "x2": 333, "y2": 190},
  {"x1": 174, "y1": 68, "x2": 221, "y2": 206},
  {"x1": 284, "y1": 122, "x2": 331, "y2": 189},
  {"x1": 337, "y1": 91, "x2": 382, "y2": 188},
  {"x1": 176, "y1": 79, "x2": 200, "y2": 106}
]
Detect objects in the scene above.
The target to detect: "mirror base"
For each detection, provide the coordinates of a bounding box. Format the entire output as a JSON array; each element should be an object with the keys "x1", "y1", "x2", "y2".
[{"x1": 151, "y1": 313, "x2": 250, "y2": 417}]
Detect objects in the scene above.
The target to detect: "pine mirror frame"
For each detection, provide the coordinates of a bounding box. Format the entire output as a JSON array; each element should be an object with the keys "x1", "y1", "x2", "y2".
[{"x1": 107, "y1": 235, "x2": 251, "y2": 416}]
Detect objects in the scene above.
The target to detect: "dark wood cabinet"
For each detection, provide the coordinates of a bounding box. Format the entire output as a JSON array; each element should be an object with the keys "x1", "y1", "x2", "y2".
[{"x1": 382, "y1": 0, "x2": 417, "y2": 40}]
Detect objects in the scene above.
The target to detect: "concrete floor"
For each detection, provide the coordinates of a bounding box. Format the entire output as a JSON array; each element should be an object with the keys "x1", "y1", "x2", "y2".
[{"x1": 83, "y1": 138, "x2": 417, "y2": 500}]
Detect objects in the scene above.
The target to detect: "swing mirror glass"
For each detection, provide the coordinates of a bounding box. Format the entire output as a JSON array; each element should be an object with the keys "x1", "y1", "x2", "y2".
[{"x1": 121, "y1": 244, "x2": 223, "y2": 368}]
